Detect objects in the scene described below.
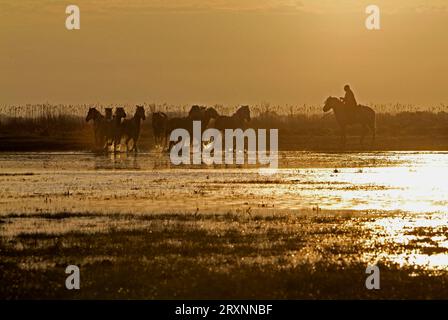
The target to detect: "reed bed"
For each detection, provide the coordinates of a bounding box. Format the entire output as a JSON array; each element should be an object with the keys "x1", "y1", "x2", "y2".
[{"x1": 0, "y1": 103, "x2": 446, "y2": 151}]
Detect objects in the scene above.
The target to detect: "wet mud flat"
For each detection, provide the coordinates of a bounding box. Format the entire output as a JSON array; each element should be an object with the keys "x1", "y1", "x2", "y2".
[{"x1": 1, "y1": 210, "x2": 447, "y2": 299}]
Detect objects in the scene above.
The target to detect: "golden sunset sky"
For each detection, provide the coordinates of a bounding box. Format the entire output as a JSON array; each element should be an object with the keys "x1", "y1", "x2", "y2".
[{"x1": 1, "y1": 0, "x2": 447, "y2": 106}]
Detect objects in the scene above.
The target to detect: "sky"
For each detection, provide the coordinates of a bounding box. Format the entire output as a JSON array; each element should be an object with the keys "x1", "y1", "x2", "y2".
[{"x1": 1, "y1": 0, "x2": 447, "y2": 107}]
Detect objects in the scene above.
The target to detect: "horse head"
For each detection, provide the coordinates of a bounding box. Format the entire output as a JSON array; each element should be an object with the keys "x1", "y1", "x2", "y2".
[
  {"x1": 188, "y1": 105, "x2": 206, "y2": 120},
  {"x1": 135, "y1": 105, "x2": 146, "y2": 120},
  {"x1": 323, "y1": 96, "x2": 341, "y2": 112},
  {"x1": 205, "y1": 107, "x2": 219, "y2": 120},
  {"x1": 86, "y1": 107, "x2": 99, "y2": 122},
  {"x1": 236, "y1": 105, "x2": 251, "y2": 122},
  {"x1": 115, "y1": 107, "x2": 127, "y2": 120},
  {"x1": 104, "y1": 108, "x2": 113, "y2": 120}
]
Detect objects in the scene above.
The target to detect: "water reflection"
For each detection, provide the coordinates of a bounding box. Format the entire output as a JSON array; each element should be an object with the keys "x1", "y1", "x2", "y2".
[
  {"x1": 0, "y1": 151, "x2": 448, "y2": 214},
  {"x1": 1, "y1": 151, "x2": 448, "y2": 273},
  {"x1": 364, "y1": 214, "x2": 448, "y2": 271},
  {"x1": 93, "y1": 152, "x2": 142, "y2": 170}
]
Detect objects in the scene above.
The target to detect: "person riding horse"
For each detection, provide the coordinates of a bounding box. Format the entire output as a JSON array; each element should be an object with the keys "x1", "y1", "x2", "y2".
[{"x1": 340, "y1": 85, "x2": 358, "y2": 110}]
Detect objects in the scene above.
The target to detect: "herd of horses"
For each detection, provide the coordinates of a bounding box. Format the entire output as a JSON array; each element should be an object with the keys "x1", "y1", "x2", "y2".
[
  {"x1": 86, "y1": 97, "x2": 376, "y2": 152},
  {"x1": 86, "y1": 106, "x2": 146, "y2": 152},
  {"x1": 86, "y1": 104, "x2": 251, "y2": 152}
]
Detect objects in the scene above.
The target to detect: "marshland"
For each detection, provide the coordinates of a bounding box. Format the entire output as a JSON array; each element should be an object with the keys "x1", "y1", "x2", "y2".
[
  {"x1": 0, "y1": 103, "x2": 448, "y2": 299},
  {"x1": 2, "y1": 0, "x2": 448, "y2": 301}
]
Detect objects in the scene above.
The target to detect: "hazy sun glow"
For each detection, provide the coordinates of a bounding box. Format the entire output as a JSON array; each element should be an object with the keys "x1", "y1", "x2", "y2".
[{"x1": 1, "y1": 0, "x2": 447, "y2": 105}]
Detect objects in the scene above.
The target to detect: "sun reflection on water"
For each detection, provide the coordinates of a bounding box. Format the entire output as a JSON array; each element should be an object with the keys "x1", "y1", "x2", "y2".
[
  {"x1": 1, "y1": 151, "x2": 448, "y2": 274},
  {"x1": 364, "y1": 214, "x2": 448, "y2": 271}
]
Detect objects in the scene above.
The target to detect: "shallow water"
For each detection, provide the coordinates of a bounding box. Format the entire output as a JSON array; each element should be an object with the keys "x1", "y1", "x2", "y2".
[
  {"x1": 0, "y1": 151, "x2": 447, "y2": 215},
  {"x1": 1, "y1": 151, "x2": 448, "y2": 272}
]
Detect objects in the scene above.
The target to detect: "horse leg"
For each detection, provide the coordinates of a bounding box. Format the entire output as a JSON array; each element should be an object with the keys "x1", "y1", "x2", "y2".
[
  {"x1": 369, "y1": 120, "x2": 376, "y2": 145},
  {"x1": 125, "y1": 137, "x2": 131, "y2": 152},
  {"x1": 158, "y1": 134, "x2": 163, "y2": 150},
  {"x1": 94, "y1": 131, "x2": 99, "y2": 149},
  {"x1": 168, "y1": 140, "x2": 175, "y2": 153},
  {"x1": 164, "y1": 135, "x2": 169, "y2": 153},
  {"x1": 105, "y1": 136, "x2": 113, "y2": 152},
  {"x1": 98, "y1": 136, "x2": 103, "y2": 152},
  {"x1": 161, "y1": 131, "x2": 168, "y2": 152},
  {"x1": 103, "y1": 137, "x2": 109, "y2": 152},
  {"x1": 114, "y1": 136, "x2": 120, "y2": 153},
  {"x1": 165, "y1": 132, "x2": 172, "y2": 153},
  {"x1": 134, "y1": 137, "x2": 139, "y2": 153},
  {"x1": 164, "y1": 135, "x2": 169, "y2": 152},
  {"x1": 128, "y1": 136, "x2": 136, "y2": 152},
  {"x1": 340, "y1": 126, "x2": 346, "y2": 148},
  {"x1": 360, "y1": 125, "x2": 367, "y2": 145}
]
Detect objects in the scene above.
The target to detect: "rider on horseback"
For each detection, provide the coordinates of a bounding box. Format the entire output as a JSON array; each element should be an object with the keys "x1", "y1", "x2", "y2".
[{"x1": 340, "y1": 85, "x2": 358, "y2": 109}]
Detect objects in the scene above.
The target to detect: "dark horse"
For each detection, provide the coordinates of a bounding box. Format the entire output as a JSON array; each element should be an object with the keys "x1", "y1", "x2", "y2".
[
  {"x1": 111, "y1": 107, "x2": 127, "y2": 152},
  {"x1": 121, "y1": 105, "x2": 146, "y2": 152},
  {"x1": 212, "y1": 105, "x2": 251, "y2": 131},
  {"x1": 323, "y1": 96, "x2": 375, "y2": 146},
  {"x1": 205, "y1": 105, "x2": 251, "y2": 151},
  {"x1": 164, "y1": 105, "x2": 219, "y2": 151},
  {"x1": 86, "y1": 107, "x2": 108, "y2": 149},
  {"x1": 152, "y1": 112, "x2": 168, "y2": 146}
]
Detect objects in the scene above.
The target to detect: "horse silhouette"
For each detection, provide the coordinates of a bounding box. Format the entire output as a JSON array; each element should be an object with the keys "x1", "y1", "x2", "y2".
[
  {"x1": 86, "y1": 107, "x2": 108, "y2": 149},
  {"x1": 165, "y1": 105, "x2": 219, "y2": 151},
  {"x1": 204, "y1": 105, "x2": 251, "y2": 152},
  {"x1": 323, "y1": 96, "x2": 375, "y2": 146},
  {"x1": 121, "y1": 105, "x2": 146, "y2": 152},
  {"x1": 104, "y1": 108, "x2": 113, "y2": 120},
  {"x1": 152, "y1": 112, "x2": 168, "y2": 146},
  {"x1": 111, "y1": 107, "x2": 127, "y2": 152},
  {"x1": 212, "y1": 105, "x2": 251, "y2": 131}
]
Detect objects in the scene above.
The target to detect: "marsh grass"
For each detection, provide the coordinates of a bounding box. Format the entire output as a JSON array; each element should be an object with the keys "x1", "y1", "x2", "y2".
[
  {"x1": 1, "y1": 103, "x2": 447, "y2": 151},
  {"x1": 1, "y1": 211, "x2": 447, "y2": 299}
]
